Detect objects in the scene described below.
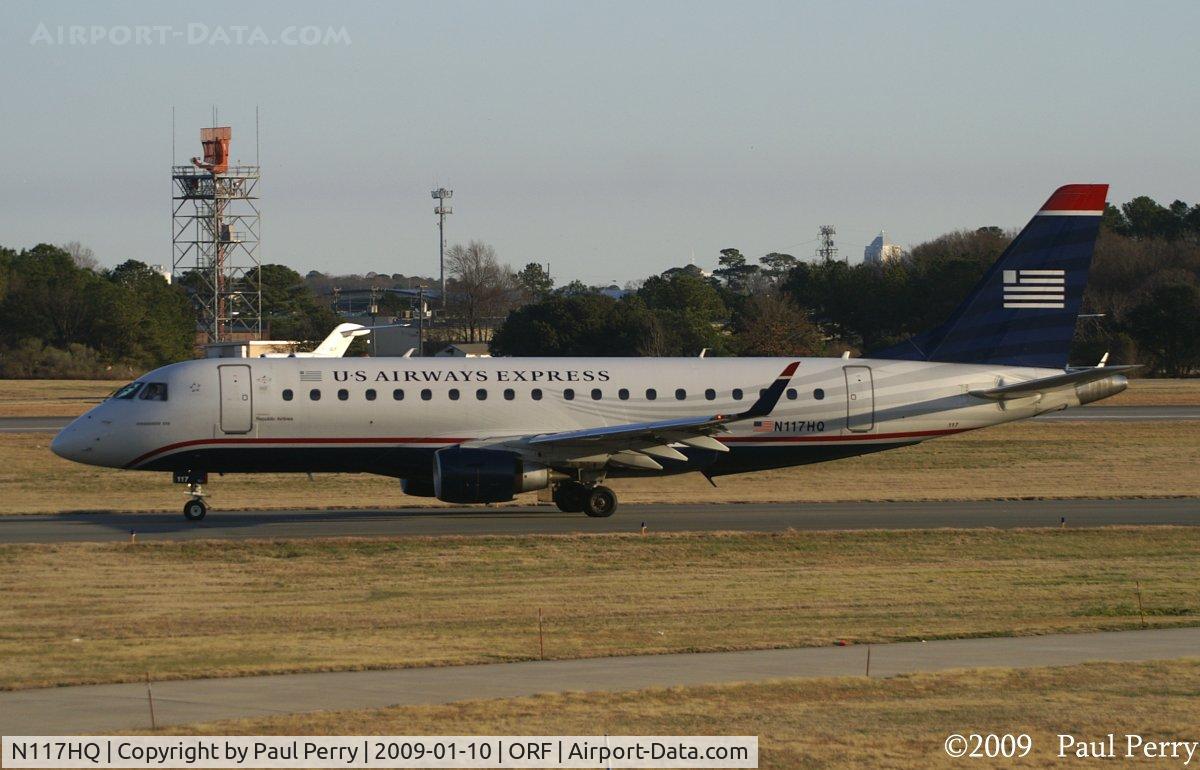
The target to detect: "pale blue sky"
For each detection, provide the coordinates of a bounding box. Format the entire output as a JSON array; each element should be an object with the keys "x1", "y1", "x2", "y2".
[{"x1": 2, "y1": 1, "x2": 1197, "y2": 282}]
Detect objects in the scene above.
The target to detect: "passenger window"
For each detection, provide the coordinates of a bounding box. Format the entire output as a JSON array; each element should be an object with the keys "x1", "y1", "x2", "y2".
[
  {"x1": 337, "y1": 389, "x2": 349, "y2": 401},
  {"x1": 732, "y1": 388, "x2": 743, "y2": 400},
  {"x1": 393, "y1": 388, "x2": 404, "y2": 401},
  {"x1": 112, "y1": 382, "x2": 143, "y2": 400},
  {"x1": 282, "y1": 389, "x2": 293, "y2": 401},
  {"x1": 618, "y1": 388, "x2": 629, "y2": 400},
  {"x1": 531, "y1": 388, "x2": 543, "y2": 401},
  {"x1": 675, "y1": 388, "x2": 686, "y2": 400},
  {"x1": 421, "y1": 389, "x2": 432, "y2": 401},
  {"x1": 503, "y1": 388, "x2": 515, "y2": 400},
  {"x1": 310, "y1": 389, "x2": 321, "y2": 401},
  {"x1": 365, "y1": 389, "x2": 377, "y2": 401},
  {"x1": 813, "y1": 388, "x2": 825, "y2": 400},
  {"x1": 591, "y1": 388, "x2": 602, "y2": 400},
  {"x1": 646, "y1": 388, "x2": 657, "y2": 400},
  {"x1": 704, "y1": 388, "x2": 716, "y2": 400},
  {"x1": 476, "y1": 388, "x2": 487, "y2": 401},
  {"x1": 563, "y1": 388, "x2": 575, "y2": 401},
  {"x1": 448, "y1": 389, "x2": 460, "y2": 401},
  {"x1": 139, "y1": 382, "x2": 168, "y2": 401},
  {"x1": 786, "y1": 388, "x2": 797, "y2": 400}
]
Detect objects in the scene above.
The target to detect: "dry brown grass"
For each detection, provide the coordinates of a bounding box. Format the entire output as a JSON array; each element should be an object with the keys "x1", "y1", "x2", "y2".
[
  {"x1": 1104, "y1": 378, "x2": 1200, "y2": 406},
  {"x1": 0, "y1": 379, "x2": 124, "y2": 417},
  {"x1": 2, "y1": 419, "x2": 1198, "y2": 514},
  {"x1": 161, "y1": 659, "x2": 1200, "y2": 769},
  {"x1": 2, "y1": 529, "x2": 1197, "y2": 691}
]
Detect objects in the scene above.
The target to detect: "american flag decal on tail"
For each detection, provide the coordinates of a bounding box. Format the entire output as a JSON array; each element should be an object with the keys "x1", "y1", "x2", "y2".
[{"x1": 1003, "y1": 269, "x2": 1065, "y2": 309}]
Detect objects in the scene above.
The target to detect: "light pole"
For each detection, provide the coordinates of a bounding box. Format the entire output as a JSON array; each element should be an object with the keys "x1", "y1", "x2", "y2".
[{"x1": 431, "y1": 187, "x2": 453, "y2": 309}]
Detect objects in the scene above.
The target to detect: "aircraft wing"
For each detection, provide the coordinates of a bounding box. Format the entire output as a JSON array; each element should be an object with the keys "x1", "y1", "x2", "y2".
[
  {"x1": 470, "y1": 362, "x2": 800, "y2": 471},
  {"x1": 968, "y1": 365, "x2": 1140, "y2": 400}
]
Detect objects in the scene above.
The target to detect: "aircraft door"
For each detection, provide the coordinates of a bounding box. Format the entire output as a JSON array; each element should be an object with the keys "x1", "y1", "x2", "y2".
[
  {"x1": 843, "y1": 365, "x2": 875, "y2": 433},
  {"x1": 218, "y1": 365, "x2": 253, "y2": 434}
]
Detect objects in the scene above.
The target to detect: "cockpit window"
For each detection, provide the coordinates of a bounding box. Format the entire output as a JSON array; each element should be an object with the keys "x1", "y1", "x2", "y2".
[
  {"x1": 139, "y1": 382, "x2": 169, "y2": 401},
  {"x1": 111, "y1": 382, "x2": 143, "y2": 400}
]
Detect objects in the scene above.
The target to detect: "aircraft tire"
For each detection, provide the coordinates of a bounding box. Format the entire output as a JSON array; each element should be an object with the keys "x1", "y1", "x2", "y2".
[
  {"x1": 583, "y1": 485, "x2": 617, "y2": 518},
  {"x1": 553, "y1": 483, "x2": 586, "y2": 513},
  {"x1": 183, "y1": 498, "x2": 208, "y2": 521}
]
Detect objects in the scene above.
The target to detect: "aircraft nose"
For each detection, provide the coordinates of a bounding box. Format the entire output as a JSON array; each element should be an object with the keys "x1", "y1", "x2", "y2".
[
  {"x1": 50, "y1": 421, "x2": 84, "y2": 461},
  {"x1": 51, "y1": 413, "x2": 109, "y2": 464}
]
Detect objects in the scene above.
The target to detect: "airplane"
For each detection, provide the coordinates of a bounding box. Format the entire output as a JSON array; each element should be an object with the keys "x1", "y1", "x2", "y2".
[
  {"x1": 52, "y1": 184, "x2": 1134, "y2": 521},
  {"x1": 256, "y1": 322, "x2": 371, "y2": 357}
]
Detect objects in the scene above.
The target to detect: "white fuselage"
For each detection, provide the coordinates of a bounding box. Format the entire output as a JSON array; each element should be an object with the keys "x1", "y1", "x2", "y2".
[{"x1": 52, "y1": 356, "x2": 1090, "y2": 480}]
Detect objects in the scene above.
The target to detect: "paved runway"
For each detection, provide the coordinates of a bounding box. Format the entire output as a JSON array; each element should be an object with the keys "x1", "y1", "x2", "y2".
[
  {"x1": 0, "y1": 416, "x2": 76, "y2": 432},
  {"x1": 2, "y1": 405, "x2": 1198, "y2": 433},
  {"x1": 1033, "y1": 405, "x2": 1200, "y2": 421},
  {"x1": 1, "y1": 498, "x2": 1195, "y2": 542},
  {"x1": 1, "y1": 627, "x2": 1196, "y2": 734}
]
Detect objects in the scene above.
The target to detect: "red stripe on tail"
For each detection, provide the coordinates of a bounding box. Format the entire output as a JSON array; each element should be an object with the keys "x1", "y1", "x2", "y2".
[{"x1": 1040, "y1": 184, "x2": 1108, "y2": 212}]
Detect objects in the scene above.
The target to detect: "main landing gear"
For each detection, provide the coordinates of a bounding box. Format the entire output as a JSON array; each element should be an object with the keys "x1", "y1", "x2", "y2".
[{"x1": 552, "y1": 481, "x2": 618, "y2": 518}]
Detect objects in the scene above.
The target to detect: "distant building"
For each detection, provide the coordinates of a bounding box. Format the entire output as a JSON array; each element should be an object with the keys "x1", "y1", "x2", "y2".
[
  {"x1": 436, "y1": 343, "x2": 492, "y2": 358},
  {"x1": 863, "y1": 231, "x2": 904, "y2": 265},
  {"x1": 598, "y1": 285, "x2": 629, "y2": 300},
  {"x1": 149, "y1": 264, "x2": 172, "y2": 284},
  {"x1": 203, "y1": 339, "x2": 301, "y2": 358}
]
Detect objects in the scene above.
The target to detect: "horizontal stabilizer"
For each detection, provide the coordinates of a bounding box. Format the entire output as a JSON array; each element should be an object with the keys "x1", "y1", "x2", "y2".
[{"x1": 969, "y1": 365, "x2": 1140, "y2": 400}]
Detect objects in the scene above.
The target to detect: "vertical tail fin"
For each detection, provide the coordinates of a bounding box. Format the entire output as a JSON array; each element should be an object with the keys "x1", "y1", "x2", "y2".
[{"x1": 872, "y1": 184, "x2": 1108, "y2": 369}]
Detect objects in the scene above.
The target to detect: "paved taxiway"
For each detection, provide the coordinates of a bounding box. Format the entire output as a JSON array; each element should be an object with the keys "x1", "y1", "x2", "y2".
[
  {"x1": 0, "y1": 498, "x2": 1195, "y2": 542},
  {"x1": 1, "y1": 627, "x2": 1195, "y2": 733},
  {"x1": 2, "y1": 405, "x2": 1198, "y2": 433}
]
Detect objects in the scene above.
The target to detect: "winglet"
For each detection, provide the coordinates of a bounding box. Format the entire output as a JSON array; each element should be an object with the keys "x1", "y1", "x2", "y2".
[{"x1": 738, "y1": 362, "x2": 800, "y2": 420}]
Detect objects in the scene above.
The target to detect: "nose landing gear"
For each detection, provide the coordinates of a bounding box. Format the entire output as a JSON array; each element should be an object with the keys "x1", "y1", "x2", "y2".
[
  {"x1": 183, "y1": 498, "x2": 208, "y2": 521},
  {"x1": 182, "y1": 478, "x2": 208, "y2": 521}
]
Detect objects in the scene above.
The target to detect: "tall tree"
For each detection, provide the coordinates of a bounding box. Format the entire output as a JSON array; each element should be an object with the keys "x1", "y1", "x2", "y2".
[
  {"x1": 445, "y1": 241, "x2": 519, "y2": 342},
  {"x1": 61, "y1": 241, "x2": 99, "y2": 271},
  {"x1": 1122, "y1": 196, "x2": 1179, "y2": 240},
  {"x1": 732, "y1": 291, "x2": 824, "y2": 357},
  {"x1": 491, "y1": 294, "x2": 660, "y2": 356},
  {"x1": 105, "y1": 260, "x2": 195, "y2": 364},
  {"x1": 1126, "y1": 283, "x2": 1200, "y2": 376},
  {"x1": 759, "y1": 252, "x2": 798, "y2": 279},
  {"x1": 714, "y1": 247, "x2": 760, "y2": 293},
  {"x1": 638, "y1": 267, "x2": 729, "y2": 355},
  {"x1": 516, "y1": 262, "x2": 554, "y2": 300},
  {"x1": 248, "y1": 263, "x2": 340, "y2": 342}
]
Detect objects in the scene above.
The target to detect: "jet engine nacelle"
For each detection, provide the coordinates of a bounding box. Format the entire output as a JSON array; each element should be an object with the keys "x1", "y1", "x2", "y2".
[
  {"x1": 432, "y1": 446, "x2": 559, "y2": 504},
  {"x1": 1075, "y1": 373, "x2": 1128, "y2": 405}
]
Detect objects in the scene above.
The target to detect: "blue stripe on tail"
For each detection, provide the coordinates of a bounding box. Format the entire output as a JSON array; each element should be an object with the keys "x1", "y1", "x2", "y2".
[{"x1": 872, "y1": 185, "x2": 1106, "y2": 369}]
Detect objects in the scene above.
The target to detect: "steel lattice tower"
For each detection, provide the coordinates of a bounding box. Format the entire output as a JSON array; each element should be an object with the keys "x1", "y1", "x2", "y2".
[
  {"x1": 817, "y1": 225, "x2": 838, "y2": 262},
  {"x1": 172, "y1": 126, "x2": 262, "y2": 344}
]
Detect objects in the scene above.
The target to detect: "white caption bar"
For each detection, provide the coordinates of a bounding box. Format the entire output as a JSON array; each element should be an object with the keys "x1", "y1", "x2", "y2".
[{"x1": 2, "y1": 736, "x2": 757, "y2": 768}]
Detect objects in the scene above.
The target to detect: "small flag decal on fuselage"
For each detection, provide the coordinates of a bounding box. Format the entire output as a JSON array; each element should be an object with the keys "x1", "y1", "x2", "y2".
[
  {"x1": 300, "y1": 370, "x2": 323, "y2": 382},
  {"x1": 753, "y1": 420, "x2": 774, "y2": 432},
  {"x1": 1003, "y1": 269, "x2": 1065, "y2": 309}
]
